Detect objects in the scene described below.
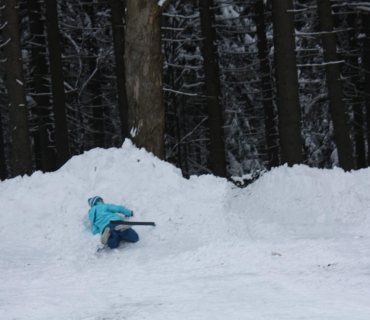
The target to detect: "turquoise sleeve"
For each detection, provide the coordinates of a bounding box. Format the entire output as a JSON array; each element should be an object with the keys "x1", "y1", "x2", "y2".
[
  {"x1": 88, "y1": 208, "x2": 100, "y2": 234},
  {"x1": 88, "y1": 208, "x2": 95, "y2": 223},
  {"x1": 92, "y1": 225, "x2": 100, "y2": 235},
  {"x1": 106, "y1": 204, "x2": 132, "y2": 217}
]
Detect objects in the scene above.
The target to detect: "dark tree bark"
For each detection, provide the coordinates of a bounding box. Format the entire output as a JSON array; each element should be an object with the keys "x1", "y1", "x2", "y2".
[
  {"x1": 362, "y1": 11, "x2": 370, "y2": 165},
  {"x1": 125, "y1": 0, "x2": 170, "y2": 159},
  {"x1": 0, "y1": 110, "x2": 7, "y2": 180},
  {"x1": 86, "y1": 2, "x2": 104, "y2": 148},
  {"x1": 164, "y1": 37, "x2": 183, "y2": 171},
  {"x1": 89, "y1": 67, "x2": 104, "y2": 149},
  {"x1": 27, "y1": 0, "x2": 56, "y2": 172},
  {"x1": 347, "y1": 10, "x2": 366, "y2": 169},
  {"x1": 254, "y1": 0, "x2": 279, "y2": 169},
  {"x1": 198, "y1": 0, "x2": 227, "y2": 177},
  {"x1": 110, "y1": 0, "x2": 129, "y2": 142},
  {"x1": 271, "y1": 0, "x2": 303, "y2": 166},
  {"x1": 32, "y1": 108, "x2": 42, "y2": 171},
  {"x1": 45, "y1": 0, "x2": 70, "y2": 168},
  {"x1": 2, "y1": 0, "x2": 32, "y2": 176},
  {"x1": 316, "y1": 0, "x2": 355, "y2": 171}
]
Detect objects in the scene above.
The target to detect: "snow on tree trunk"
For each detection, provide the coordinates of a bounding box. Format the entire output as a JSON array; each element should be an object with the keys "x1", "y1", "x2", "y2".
[
  {"x1": 316, "y1": 0, "x2": 355, "y2": 171},
  {"x1": 125, "y1": 0, "x2": 166, "y2": 159},
  {"x1": 271, "y1": 0, "x2": 303, "y2": 166},
  {"x1": 2, "y1": 0, "x2": 32, "y2": 176}
]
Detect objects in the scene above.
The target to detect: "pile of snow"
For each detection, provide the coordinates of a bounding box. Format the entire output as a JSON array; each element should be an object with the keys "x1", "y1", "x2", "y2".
[
  {"x1": 0, "y1": 140, "x2": 369, "y2": 320},
  {"x1": 234, "y1": 165, "x2": 370, "y2": 241}
]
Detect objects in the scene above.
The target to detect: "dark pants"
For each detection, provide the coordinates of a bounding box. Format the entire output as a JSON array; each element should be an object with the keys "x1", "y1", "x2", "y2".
[{"x1": 104, "y1": 223, "x2": 139, "y2": 249}]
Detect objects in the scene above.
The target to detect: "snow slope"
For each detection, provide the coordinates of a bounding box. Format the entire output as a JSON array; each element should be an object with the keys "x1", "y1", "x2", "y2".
[{"x1": 0, "y1": 140, "x2": 369, "y2": 320}]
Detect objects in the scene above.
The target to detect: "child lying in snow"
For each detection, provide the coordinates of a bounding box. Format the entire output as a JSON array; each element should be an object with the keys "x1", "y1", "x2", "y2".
[{"x1": 88, "y1": 196, "x2": 139, "y2": 248}]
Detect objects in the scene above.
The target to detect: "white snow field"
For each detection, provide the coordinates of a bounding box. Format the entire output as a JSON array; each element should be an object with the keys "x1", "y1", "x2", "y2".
[{"x1": 0, "y1": 140, "x2": 369, "y2": 320}]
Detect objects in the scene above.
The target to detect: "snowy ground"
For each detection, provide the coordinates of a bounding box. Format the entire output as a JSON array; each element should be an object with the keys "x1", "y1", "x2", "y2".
[{"x1": 0, "y1": 141, "x2": 369, "y2": 320}]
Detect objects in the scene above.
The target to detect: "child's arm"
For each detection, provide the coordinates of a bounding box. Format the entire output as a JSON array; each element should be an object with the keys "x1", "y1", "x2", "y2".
[
  {"x1": 88, "y1": 208, "x2": 100, "y2": 234},
  {"x1": 105, "y1": 204, "x2": 133, "y2": 217}
]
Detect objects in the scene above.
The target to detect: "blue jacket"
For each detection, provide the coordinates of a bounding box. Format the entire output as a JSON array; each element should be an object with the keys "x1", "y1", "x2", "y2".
[{"x1": 88, "y1": 202, "x2": 133, "y2": 235}]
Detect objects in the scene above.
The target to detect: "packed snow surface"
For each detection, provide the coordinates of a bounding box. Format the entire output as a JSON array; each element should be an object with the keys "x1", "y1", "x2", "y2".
[{"x1": 0, "y1": 140, "x2": 369, "y2": 320}]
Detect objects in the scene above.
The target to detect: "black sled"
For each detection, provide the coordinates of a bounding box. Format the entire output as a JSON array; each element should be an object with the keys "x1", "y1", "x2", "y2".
[{"x1": 110, "y1": 220, "x2": 155, "y2": 226}]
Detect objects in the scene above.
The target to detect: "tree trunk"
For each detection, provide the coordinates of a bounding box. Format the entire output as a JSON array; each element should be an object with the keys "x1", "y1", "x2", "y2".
[
  {"x1": 181, "y1": 102, "x2": 190, "y2": 178},
  {"x1": 346, "y1": 10, "x2": 366, "y2": 169},
  {"x1": 198, "y1": 0, "x2": 227, "y2": 177},
  {"x1": 110, "y1": 0, "x2": 129, "y2": 142},
  {"x1": 87, "y1": 2, "x2": 104, "y2": 148},
  {"x1": 0, "y1": 110, "x2": 7, "y2": 180},
  {"x1": 32, "y1": 111, "x2": 42, "y2": 171},
  {"x1": 271, "y1": 0, "x2": 303, "y2": 166},
  {"x1": 2, "y1": 0, "x2": 32, "y2": 176},
  {"x1": 27, "y1": 0, "x2": 56, "y2": 172},
  {"x1": 254, "y1": 0, "x2": 279, "y2": 169},
  {"x1": 316, "y1": 0, "x2": 355, "y2": 171},
  {"x1": 125, "y1": 0, "x2": 166, "y2": 159},
  {"x1": 362, "y1": 10, "x2": 370, "y2": 165},
  {"x1": 89, "y1": 66, "x2": 104, "y2": 149},
  {"x1": 45, "y1": 0, "x2": 70, "y2": 169}
]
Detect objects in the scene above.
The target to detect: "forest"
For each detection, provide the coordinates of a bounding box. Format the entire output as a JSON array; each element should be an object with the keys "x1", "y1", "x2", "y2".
[{"x1": 0, "y1": 0, "x2": 369, "y2": 183}]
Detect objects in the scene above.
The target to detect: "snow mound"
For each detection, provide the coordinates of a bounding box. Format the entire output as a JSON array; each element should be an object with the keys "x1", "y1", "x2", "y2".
[
  {"x1": 0, "y1": 140, "x2": 369, "y2": 255},
  {"x1": 1, "y1": 141, "x2": 370, "y2": 320},
  {"x1": 0, "y1": 140, "x2": 233, "y2": 259},
  {"x1": 236, "y1": 164, "x2": 370, "y2": 241}
]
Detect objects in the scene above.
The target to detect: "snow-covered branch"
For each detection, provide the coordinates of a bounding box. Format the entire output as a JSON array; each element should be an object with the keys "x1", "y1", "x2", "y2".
[
  {"x1": 167, "y1": 117, "x2": 209, "y2": 158},
  {"x1": 0, "y1": 38, "x2": 11, "y2": 48},
  {"x1": 164, "y1": 62, "x2": 202, "y2": 70},
  {"x1": 0, "y1": 21, "x2": 8, "y2": 30},
  {"x1": 163, "y1": 88, "x2": 198, "y2": 96},
  {"x1": 295, "y1": 28, "x2": 353, "y2": 36},
  {"x1": 297, "y1": 60, "x2": 344, "y2": 67},
  {"x1": 162, "y1": 37, "x2": 205, "y2": 43}
]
